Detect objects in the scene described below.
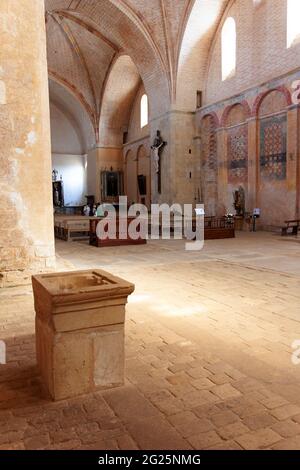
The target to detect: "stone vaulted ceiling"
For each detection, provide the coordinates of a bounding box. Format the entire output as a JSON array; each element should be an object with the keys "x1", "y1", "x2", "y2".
[{"x1": 45, "y1": 0, "x2": 229, "y2": 142}]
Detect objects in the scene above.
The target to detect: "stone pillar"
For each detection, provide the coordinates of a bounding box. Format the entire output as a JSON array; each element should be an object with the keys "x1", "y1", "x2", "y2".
[
  {"x1": 297, "y1": 106, "x2": 300, "y2": 218},
  {"x1": 150, "y1": 110, "x2": 196, "y2": 206},
  {"x1": 286, "y1": 105, "x2": 300, "y2": 218},
  {"x1": 247, "y1": 117, "x2": 258, "y2": 212},
  {"x1": 0, "y1": 0, "x2": 55, "y2": 286}
]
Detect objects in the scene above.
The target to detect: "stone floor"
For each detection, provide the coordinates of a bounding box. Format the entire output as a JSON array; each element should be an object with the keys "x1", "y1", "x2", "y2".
[{"x1": 1, "y1": 232, "x2": 300, "y2": 450}]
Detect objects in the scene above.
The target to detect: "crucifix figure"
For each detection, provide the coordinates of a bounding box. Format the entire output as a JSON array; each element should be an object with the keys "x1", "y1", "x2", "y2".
[{"x1": 151, "y1": 130, "x2": 167, "y2": 194}]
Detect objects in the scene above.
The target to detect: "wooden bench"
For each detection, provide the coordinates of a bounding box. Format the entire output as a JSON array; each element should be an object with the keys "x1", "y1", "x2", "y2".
[
  {"x1": 62, "y1": 219, "x2": 90, "y2": 242},
  {"x1": 187, "y1": 216, "x2": 235, "y2": 240},
  {"x1": 281, "y1": 220, "x2": 300, "y2": 236},
  {"x1": 54, "y1": 216, "x2": 91, "y2": 242}
]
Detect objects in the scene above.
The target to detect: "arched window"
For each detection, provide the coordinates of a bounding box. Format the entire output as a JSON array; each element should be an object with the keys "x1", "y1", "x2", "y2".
[
  {"x1": 221, "y1": 17, "x2": 236, "y2": 81},
  {"x1": 287, "y1": 0, "x2": 300, "y2": 48},
  {"x1": 140, "y1": 94, "x2": 148, "y2": 128}
]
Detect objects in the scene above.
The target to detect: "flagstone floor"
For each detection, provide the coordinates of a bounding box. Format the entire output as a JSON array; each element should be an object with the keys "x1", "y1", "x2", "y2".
[{"x1": 1, "y1": 232, "x2": 300, "y2": 450}]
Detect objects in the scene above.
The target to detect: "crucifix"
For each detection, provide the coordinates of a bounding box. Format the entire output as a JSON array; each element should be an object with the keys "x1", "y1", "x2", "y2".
[{"x1": 151, "y1": 130, "x2": 167, "y2": 194}]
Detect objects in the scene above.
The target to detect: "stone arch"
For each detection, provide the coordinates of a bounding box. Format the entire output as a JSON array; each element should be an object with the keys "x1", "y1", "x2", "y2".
[
  {"x1": 221, "y1": 101, "x2": 251, "y2": 127},
  {"x1": 252, "y1": 86, "x2": 292, "y2": 117},
  {"x1": 176, "y1": 0, "x2": 230, "y2": 110},
  {"x1": 49, "y1": 78, "x2": 96, "y2": 153},
  {"x1": 200, "y1": 111, "x2": 220, "y2": 129},
  {"x1": 99, "y1": 55, "x2": 141, "y2": 148}
]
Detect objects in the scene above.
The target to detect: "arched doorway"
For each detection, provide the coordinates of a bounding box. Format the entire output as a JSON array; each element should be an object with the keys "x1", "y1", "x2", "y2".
[{"x1": 137, "y1": 145, "x2": 151, "y2": 208}]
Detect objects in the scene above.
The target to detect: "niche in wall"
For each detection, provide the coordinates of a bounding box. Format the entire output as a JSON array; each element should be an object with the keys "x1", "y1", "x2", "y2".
[
  {"x1": 225, "y1": 104, "x2": 248, "y2": 186},
  {"x1": 258, "y1": 90, "x2": 289, "y2": 227}
]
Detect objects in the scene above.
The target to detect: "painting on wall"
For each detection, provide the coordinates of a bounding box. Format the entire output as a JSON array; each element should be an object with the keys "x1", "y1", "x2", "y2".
[
  {"x1": 260, "y1": 115, "x2": 287, "y2": 181},
  {"x1": 227, "y1": 125, "x2": 248, "y2": 183},
  {"x1": 101, "y1": 171, "x2": 124, "y2": 201},
  {"x1": 202, "y1": 116, "x2": 217, "y2": 172}
]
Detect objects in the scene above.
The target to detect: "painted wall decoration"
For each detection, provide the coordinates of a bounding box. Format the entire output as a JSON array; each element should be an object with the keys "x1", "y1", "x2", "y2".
[
  {"x1": 201, "y1": 115, "x2": 218, "y2": 215},
  {"x1": 202, "y1": 115, "x2": 217, "y2": 172},
  {"x1": 227, "y1": 125, "x2": 248, "y2": 183},
  {"x1": 260, "y1": 115, "x2": 287, "y2": 181}
]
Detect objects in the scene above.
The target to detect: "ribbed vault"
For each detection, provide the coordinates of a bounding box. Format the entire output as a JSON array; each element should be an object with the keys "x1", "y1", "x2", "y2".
[{"x1": 45, "y1": 0, "x2": 232, "y2": 144}]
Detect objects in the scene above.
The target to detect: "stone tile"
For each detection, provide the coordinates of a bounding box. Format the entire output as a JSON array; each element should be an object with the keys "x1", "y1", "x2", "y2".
[
  {"x1": 218, "y1": 421, "x2": 250, "y2": 440},
  {"x1": 209, "y1": 374, "x2": 231, "y2": 385},
  {"x1": 186, "y1": 367, "x2": 212, "y2": 380},
  {"x1": 211, "y1": 410, "x2": 239, "y2": 427},
  {"x1": 236, "y1": 428, "x2": 282, "y2": 450},
  {"x1": 271, "y1": 419, "x2": 300, "y2": 438},
  {"x1": 231, "y1": 402, "x2": 266, "y2": 419},
  {"x1": 272, "y1": 436, "x2": 300, "y2": 450},
  {"x1": 243, "y1": 412, "x2": 278, "y2": 430},
  {"x1": 188, "y1": 431, "x2": 224, "y2": 450},
  {"x1": 117, "y1": 434, "x2": 139, "y2": 450},
  {"x1": 182, "y1": 390, "x2": 219, "y2": 408},
  {"x1": 24, "y1": 433, "x2": 50, "y2": 450},
  {"x1": 126, "y1": 416, "x2": 191, "y2": 450},
  {"x1": 271, "y1": 405, "x2": 300, "y2": 421},
  {"x1": 212, "y1": 384, "x2": 241, "y2": 400},
  {"x1": 206, "y1": 440, "x2": 243, "y2": 450},
  {"x1": 259, "y1": 396, "x2": 289, "y2": 410},
  {"x1": 153, "y1": 397, "x2": 185, "y2": 416},
  {"x1": 102, "y1": 386, "x2": 157, "y2": 421},
  {"x1": 191, "y1": 378, "x2": 215, "y2": 391},
  {"x1": 48, "y1": 439, "x2": 82, "y2": 450},
  {"x1": 168, "y1": 411, "x2": 213, "y2": 438}
]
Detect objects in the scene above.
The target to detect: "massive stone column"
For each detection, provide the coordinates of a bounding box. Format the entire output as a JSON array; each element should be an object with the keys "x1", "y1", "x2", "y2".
[
  {"x1": 0, "y1": 0, "x2": 55, "y2": 286},
  {"x1": 150, "y1": 110, "x2": 196, "y2": 206}
]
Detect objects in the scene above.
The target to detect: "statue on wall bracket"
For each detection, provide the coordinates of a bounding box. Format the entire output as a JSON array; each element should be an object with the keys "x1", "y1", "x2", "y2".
[
  {"x1": 151, "y1": 130, "x2": 167, "y2": 194},
  {"x1": 233, "y1": 186, "x2": 245, "y2": 217}
]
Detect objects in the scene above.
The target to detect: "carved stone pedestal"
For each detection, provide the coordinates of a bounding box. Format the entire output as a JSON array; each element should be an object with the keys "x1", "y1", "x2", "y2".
[{"x1": 32, "y1": 270, "x2": 135, "y2": 401}]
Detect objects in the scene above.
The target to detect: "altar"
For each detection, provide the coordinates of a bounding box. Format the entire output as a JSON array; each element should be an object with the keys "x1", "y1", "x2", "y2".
[{"x1": 89, "y1": 216, "x2": 147, "y2": 248}]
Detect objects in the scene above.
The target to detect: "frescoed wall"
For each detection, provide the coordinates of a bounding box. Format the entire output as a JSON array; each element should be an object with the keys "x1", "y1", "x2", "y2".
[{"x1": 196, "y1": 71, "x2": 299, "y2": 229}]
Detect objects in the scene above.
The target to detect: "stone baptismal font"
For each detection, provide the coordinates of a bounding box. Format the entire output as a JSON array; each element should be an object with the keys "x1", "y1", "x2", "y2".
[{"x1": 32, "y1": 270, "x2": 135, "y2": 401}]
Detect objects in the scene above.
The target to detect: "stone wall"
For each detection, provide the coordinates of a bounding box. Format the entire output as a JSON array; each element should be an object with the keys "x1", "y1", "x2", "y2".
[
  {"x1": 205, "y1": 0, "x2": 300, "y2": 105},
  {"x1": 50, "y1": 102, "x2": 85, "y2": 155}
]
